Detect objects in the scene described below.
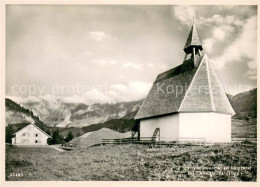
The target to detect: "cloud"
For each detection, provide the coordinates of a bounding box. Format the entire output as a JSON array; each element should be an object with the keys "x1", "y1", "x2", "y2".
[
  {"x1": 173, "y1": 6, "x2": 244, "y2": 28},
  {"x1": 172, "y1": 6, "x2": 195, "y2": 26},
  {"x1": 39, "y1": 94, "x2": 57, "y2": 103},
  {"x1": 61, "y1": 81, "x2": 152, "y2": 104},
  {"x1": 7, "y1": 81, "x2": 152, "y2": 105},
  {"x1": 212, "y1": 26, "x2": 234, "y2": 40},
  {"x1": 110, "y1": 81, "x2": 152, "y2": 102},
  {"x1": 7, "y1": 95, "x2": 41, "y2": 103},
  {"x1": 6, "y1": 5, "x2": 256, "y2": 100},
  {"x1": 111, "y1": 84, "x2": 128, "y2": 91},
  {"x1": 84, "y1": 81, "x2": 151, "y2": 103},
  {"x1": 203, "y1": 25, "x2": 235, "y2": 52},
  {"x1": 123, "y1": 62, "x2": 142, "y2": 70},
  {"x1": 6, "y1": 96, "x2": 23, "y2": 103},
  {"x1": 83, "y1": 88, "x2": 114, "y2": 103},
  {"x1": 203, "y1": 38, "x2": 214, "y2": 53},
  {"x1": 86, "y1": 31, "x2": 113, "y2": 42},
  {"x1": 93, "y1": 58, "x2": 117, "y2": 66},
  {"x1": 148, "y1": 63, "x2": 154, "y2": 68},
  {"x1": 200, "y1": 14, "x2": 244, "y2": 54},
  {"x1": 160, "y1": 64, "x2": 168, "y2": 70},
  {"x1": 200, "y1": 14, "x2": 243, "y2": 27},
  {"x1": 60, "y1": 95, "x2": 88, "y2": 104},
  {"x1": 212, "y1": 16, "x2": 256, "y2": 79}
]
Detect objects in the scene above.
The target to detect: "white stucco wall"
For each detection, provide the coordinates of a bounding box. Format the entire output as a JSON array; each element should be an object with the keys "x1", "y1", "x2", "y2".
[
  {"x1": 179, "y1": 112, "x2": 231, "y2": 142},
  {"x1": 140, "y1": 114, "x2": 179, "y2": 141},
  {"x1": 12, "y1": 124, "x2": 50, "y2": 145}
]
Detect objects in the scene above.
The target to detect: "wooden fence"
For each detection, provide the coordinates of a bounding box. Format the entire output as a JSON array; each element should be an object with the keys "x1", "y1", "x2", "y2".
[
  {"x1": 101, "y1": 136, "x2": 257, "y2": 146},
  {"x1": 231, "y1": 137, "x2": 257, "y2": 143},
  {"x1": 101, "y1": 137, "x2": 206, "y2": 146}
]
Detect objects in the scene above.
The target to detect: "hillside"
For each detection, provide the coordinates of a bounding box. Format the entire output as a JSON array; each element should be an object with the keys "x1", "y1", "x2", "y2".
[
  {"x1": 58, "y1": 113, "x2": 138, "y2": 138},
  {"x1": 228, "y1": 88, "x2": 257, "y2": 119},
  {"x1": 5, "y1": 98, "x2": 50, "y2": 133}
]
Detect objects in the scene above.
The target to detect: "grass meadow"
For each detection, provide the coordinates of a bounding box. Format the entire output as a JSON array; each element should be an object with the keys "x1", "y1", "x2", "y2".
[
  {"x1": 6, "y1": 142, "x2": 256, "y2": 181},
  {"x1": 5, "y1": 118, "x2": 257, "y2": 181}
]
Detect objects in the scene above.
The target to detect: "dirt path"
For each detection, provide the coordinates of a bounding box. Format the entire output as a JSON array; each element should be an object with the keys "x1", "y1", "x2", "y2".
[{"x1": 49, "y1": 145, "x2": 65, "y2": 152}]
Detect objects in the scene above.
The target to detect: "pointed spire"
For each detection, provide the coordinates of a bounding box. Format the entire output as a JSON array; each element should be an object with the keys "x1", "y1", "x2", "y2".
[{"x1": 183, "y1": 16, "x2": 203, "y2": 54}]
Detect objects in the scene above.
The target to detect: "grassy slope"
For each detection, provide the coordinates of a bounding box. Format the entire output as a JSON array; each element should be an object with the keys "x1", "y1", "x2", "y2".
[
  {"x1": 70, "y1": 128, "x2": 132, "y2": 148},
  {"x1": 228, "y1": 88, "x2": 257, "y2": 118},
  {"x1": 231, "y1": 118, "x2": 257, "y2": 137},
  {"x1": 6, "y1": 143, "x2": 256, "y2": 181}
]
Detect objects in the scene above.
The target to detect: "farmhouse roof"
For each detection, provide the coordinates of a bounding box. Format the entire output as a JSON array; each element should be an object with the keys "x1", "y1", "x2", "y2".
[
  {"x1": 13, "y1": 123, "x2": 52, "y2": 138},
  {"x1": 135, "y1": 23, "x2": 235, "y2": 120}
]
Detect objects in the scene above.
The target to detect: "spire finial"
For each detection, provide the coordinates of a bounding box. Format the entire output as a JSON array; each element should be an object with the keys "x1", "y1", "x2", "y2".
[{"x1": 193, "y1": 13, "x2": 196, "y2": 25}]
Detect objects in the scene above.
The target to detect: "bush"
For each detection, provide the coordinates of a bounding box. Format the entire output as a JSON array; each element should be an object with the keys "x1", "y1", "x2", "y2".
[
  {"x1": 239, "y1": 172, "x2": 253, "y2": 181},
  {"x1": 9, "y1": 159, "x2": 32, "y2": 167},
  {"x1": 215, "y1": 175, "x2": 229, "y2": 181},
  {"x1": 65, "y1": 131, "x2": 74, "y2": 142},
  {"x1": 242, "y1": 139, "x2": 253, "y2": 144},
  {"x1": 181, "y1": 152, "x2": 191, "y2": 162}
]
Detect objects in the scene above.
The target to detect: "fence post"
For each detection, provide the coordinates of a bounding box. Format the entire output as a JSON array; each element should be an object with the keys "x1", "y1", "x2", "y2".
[{"x1": 138, "y1": 122, "x2": 140, "y2": 141}]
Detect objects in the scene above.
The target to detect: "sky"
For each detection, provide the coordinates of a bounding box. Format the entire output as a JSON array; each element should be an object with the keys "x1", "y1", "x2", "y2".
[{"x1": 6, "y1": 5, "x2": 257, "y2": 104}]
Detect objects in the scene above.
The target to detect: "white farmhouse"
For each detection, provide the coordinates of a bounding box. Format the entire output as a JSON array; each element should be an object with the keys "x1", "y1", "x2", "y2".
[
  {"x1": 12, "y1": 123, "x2": 51, "y2": 145},
  {"x1": 135, "y1": 21, "x2": 235, "y2": 143}
]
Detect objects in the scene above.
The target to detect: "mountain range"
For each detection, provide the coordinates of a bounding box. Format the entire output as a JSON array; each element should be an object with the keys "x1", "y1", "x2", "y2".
[
  {"x1": 5, "y1": 97, "x2": 141, "y2": 137},
  {"x1": 5, "y1": 88, "x2": 257, "y2": 137},
  {"x1": 13, "y1": 97, "x2": 141, "y2": 128}
]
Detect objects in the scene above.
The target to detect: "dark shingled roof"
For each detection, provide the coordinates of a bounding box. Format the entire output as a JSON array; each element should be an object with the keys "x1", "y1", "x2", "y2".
[
  {"x1": 207, "y1": 61, "x2": 235, "y2": 113},
  {"x1": 178, "y1": 56, "x2": 212, "y2": 111},
  {"x1": 134, "y1": 56, "x2": 202, "y2": 119},
  {"x1": 183, "y1": 23, "x2": 203, "y2": 53},
  {"x1": 135, "y1": 55, "x2": 235, "y2": 120}
]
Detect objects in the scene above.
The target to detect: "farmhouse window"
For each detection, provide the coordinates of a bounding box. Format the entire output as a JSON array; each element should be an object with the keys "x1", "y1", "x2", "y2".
[
  {"x1": 35, "y1": 140, "x2": 38, "y2": 143},
  {"x1": 35, "y1": 134, "x2": 38, "y2": 137},
  {"x1": 22, "y1": 139, "x2": 29, "y2": 143},
  {"x1": 23, "y1": 132, "x2": 30, "y2": 137}
]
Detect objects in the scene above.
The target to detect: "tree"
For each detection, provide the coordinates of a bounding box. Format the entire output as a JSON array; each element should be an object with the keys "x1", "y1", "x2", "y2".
[
  {"x1": 50, "y1": 129, "x2": 64, "y2": 144},
  {"x1": 6, "y1": 126, "x2": 14, "y2": 143},
  {"x1": 65, "y1": 131, "x2": 74, "y2": 142},
  {"x1": 46, "y1": 129, "x2": 51, "y2": 136}
]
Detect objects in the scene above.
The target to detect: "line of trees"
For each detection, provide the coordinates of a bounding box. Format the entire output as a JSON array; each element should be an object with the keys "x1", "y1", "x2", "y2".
[
  {"x1": 48, "y1": 130, "x2": 75, "y2": 145},
  {"x1": 5, "y1": 126, "x2": 14, "y2": 143}
]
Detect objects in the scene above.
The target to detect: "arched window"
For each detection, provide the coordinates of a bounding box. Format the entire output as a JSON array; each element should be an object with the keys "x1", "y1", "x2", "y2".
[{"x1": 23, "y1": 132, "x2": 30, "y2": 137}]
